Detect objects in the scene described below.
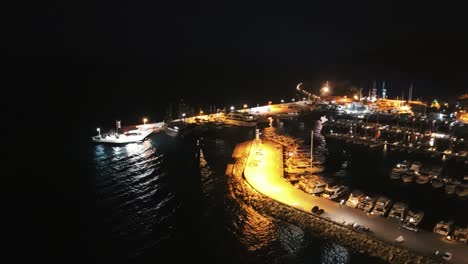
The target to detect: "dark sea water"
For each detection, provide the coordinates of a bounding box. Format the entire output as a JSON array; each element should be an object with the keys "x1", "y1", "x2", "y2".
[{"x1": 86, "y1": 123, "x2": 389, "y2": 264}]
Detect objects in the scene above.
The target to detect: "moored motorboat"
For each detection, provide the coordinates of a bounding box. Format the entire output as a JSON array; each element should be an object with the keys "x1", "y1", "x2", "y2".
[
  {"x1": 357, "y1": 195, "x2": 377, "y2": 213},
  {"x1": 307, "y1": 180, "x2": 326, "y2": 195},
  {"x1": 452, "y1": 226, "x2": 468, "y2": 243},
  {"x1": 322, "y1": 184, "x2": 349, "y2": 200},
  {"x1": 404, "y1": 210, "x2": 424, "y2": 227},
  {"x1": 444, "y1": 178, "x2": 461, "y2": 195},
  {"x1": 371, "y1": 196, "x2": 392, "y2": 216},
  {"x1": 401, "y1": 171, "x2": 415, "y2": 183},
  {"x1": 388, "y1": 202, "x2": 408, "y2": 221},
  {"x1": 389, "y1": 161, "x2": 409, "y2": 180},
  {"x1": 433, "y1": 220, "x2": 454, "y2": 236},
  {"x1": 431, "y1": 177, "x2": 445, "y2": 189},
  {"x1": 345, "y1": 189, "x2": 364, "y2": 208},
  {"x1": 415, "y1": 167, "x2": 431, "y2": 184}
]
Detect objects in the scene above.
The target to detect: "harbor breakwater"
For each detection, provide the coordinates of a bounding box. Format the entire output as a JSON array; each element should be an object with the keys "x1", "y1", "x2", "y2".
[{"x1": 225, "y1": 141, "x2": 443, "y2": 264}]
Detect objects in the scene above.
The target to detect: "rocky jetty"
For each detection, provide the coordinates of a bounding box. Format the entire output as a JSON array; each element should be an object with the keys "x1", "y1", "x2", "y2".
[{"x1": 226, "y1": 141, "x2": 443, "y2": 264}]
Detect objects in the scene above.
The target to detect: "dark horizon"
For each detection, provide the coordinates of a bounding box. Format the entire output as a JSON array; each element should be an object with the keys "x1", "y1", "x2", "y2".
[{"x1": 12, "y1": 2, "x2": 468, "y2": 119}]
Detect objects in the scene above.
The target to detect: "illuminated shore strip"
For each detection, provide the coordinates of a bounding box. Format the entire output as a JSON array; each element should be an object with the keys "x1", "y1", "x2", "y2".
[{"x1": 242, "y1": 139, "x2": 468, "y2": 264}]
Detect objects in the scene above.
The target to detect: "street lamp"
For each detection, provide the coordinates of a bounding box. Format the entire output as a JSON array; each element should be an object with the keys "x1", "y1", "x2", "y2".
[
  {"x1": 200, "y1": 110, "x2": 204, "y2": 115},
  {"x1": 230, "y1": 106, "x2": 235, "y2": 111},
  {"x1": 281, "y1": 99, "x2": 284, "y2": 103},
  {"x1": 321, "y1": 81, "x2": 330, "y2": 96},
  {"x1": 143, "y1": 118, "x2": 148, "y2": 125},
  {"x1": 96, "y1": 128, "x2": 101, "y2": 137}
]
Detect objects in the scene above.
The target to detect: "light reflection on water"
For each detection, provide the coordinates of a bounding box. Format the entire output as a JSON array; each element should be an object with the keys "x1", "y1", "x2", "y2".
[{"x1": 93, "y1": 136, "x2": 175, "y2": 259}]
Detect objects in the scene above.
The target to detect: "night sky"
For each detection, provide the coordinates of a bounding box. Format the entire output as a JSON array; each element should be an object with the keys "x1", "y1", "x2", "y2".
[
  {"x1": 7, "y1": 2, "x2": 468, "y2": 263},
  {"x1": 13, "y1": 1, "x2": 468, "y2": 125}
]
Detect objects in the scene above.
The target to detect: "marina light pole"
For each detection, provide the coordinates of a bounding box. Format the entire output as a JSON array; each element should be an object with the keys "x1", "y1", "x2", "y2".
[
  {"x1": 97, "y1": 128, "x2": 101, "y2": 138},
  {"x1": 310, "y1": 129, "x2": 314, "y2": 164},
  {"x1": 143, "y1": 118, "x2": 148, "y2": 125}
]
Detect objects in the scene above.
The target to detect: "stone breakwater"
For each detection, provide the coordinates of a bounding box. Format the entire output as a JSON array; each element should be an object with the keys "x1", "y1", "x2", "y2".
[{"x1": 225, "y1": 141, "x2": 443, "y2": 264}]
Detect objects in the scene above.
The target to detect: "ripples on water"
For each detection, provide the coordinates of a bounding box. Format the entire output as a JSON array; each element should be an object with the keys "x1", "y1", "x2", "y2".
[
  {"x1": 91, "y1": 126, "x2": 383, "y2": 264},
  {"x1": 93, "y1": 137, "x2": 178, "y2": 261}
]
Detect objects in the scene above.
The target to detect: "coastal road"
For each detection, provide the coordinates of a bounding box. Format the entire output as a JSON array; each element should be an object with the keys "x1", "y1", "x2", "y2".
[{"x1": 243, "y1": 139, "x2": 468, "y2": 264}]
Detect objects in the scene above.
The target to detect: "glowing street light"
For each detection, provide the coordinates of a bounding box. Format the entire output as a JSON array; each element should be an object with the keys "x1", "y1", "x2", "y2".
[
  {"x1": 200, "y1": 110, "x2": 204, "y2": 115},
  {"x1": 320, "y1": 81, "x2": 330, "y2": 96},
  {"x1": 292, "y1": 98, "x2": 295, "y2": 102},
  {"x1": 96, "y1": 127, "x2": 101, "y2": 137},
  {"x1": 182, "y1": 113, "x2": 186, "y2": 117},
  {"x1": 230, "y1": 106, "x2": 235, "y2": 111},
  {"x1": 353, "y1": 95, "x2": 359, "y2": 100},
  {"x1": 243, "y1": 104, "x2": 248, "y2": 109},
  {"x1": 143, "y1": 118, "x2": 148, "y2": 125},
  {"x1": 281, "y1": 99, "x2": 284, "y2": 103}
]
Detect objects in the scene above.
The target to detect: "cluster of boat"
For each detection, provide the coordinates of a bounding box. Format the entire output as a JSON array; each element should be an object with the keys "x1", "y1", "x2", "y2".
[
  {"x1": 390, "y1": 161, "x2": 468, "y2": 198},
  {"x1": 262, "y1": 127, "x2": 346, "y2": 197},
  {"x1": 433, "y1": 220, "x2": 468, "y2": 243},
  {"x1": 344, "y1": 190, "x2": 424, "y2": 228},
  {"x1": 262, "y1": 128, "x2": 324, "y2": 175}
]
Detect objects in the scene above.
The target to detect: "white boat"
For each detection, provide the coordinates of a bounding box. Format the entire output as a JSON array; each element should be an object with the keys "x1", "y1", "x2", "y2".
[
  {"x1": 388, "y1": 202, "x2": 408, "y2": 221},
  {"x1": 92, "y1": 128, "x2": 154, "y2": 144},
  {"x1": 429, "y1": 166, "x2": 443, "y2": 178},
  {"x1": 401, "y1": 161, "x2": 422, "y2": 183},
  {"x1": 357, "y1": 195, "x2": 376, "y2": 212},
  {"x1": 433, "y1": 220, "x2": 454, "y2": 236},
  {"x1": 389, "y1": 161, "x2": 409, "y2": 180},
  {"x1": 372, "y1": 196, "x2": 392, "y2": 216},
  {"x1": 345, "y1": 190, "x2": 364, "y2": 208},
  {"x1": 404, "y1": 210, "x2": 424, "y2": 227},
  {"x1": 321, "y1": 184, "x2": 349, "y2": 200},
  {"x1": 222, "y1": 112, "x2": 257, "y2": 127}
]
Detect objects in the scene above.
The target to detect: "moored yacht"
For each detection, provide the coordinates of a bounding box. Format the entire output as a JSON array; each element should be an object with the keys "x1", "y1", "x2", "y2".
[
  {"x1": 452, "y1": 226, "x2": 468, "y2": 243},
  {"x1": 401, "y1": 171, "x2": 415, "y2": 183},
  {"x1": 389, "y1": 161, "x2": 409, "y2": 180},
  {"x1": 309, "y1": 180, "x2": 326, "y2": 195},
  {"x1": 388, "y1": 202, "x2": 408, "y2": 221},
  {"x1": 415, "y1": 167, "x2": 431, "y2": 184},
  {"x1": 401, "y1": 161, "x2": 422, "y2": 183},
  {"x1": 222, "y1": 112, "x2": 257, "y2": 127},
  {"x1": 321, "y1": 184, "x2": 349, "y2": 200},
  {"x1": 92, "y1": 128, "x2": 154, "y2": 144},
  {"x1": 357, "y1": 195, "x2": 377, "y2": 213},
  {"x1": 429, "y1": 166, "x2": 443, "y2": 178},
  {"x1": 404, "y1": 210, "x2": 424, "y2": 227},
  {"x1": 371, "y1": 196, "x2": 392, "y2": 216},
  {"x1": 433, "y1": 220, "x2": 454, "y2": 236},
  {"x1": 345, "y1": 189, "x2": 364, "y2": 208},
  {"x1": 431, "y1": 177, "x2": 445, "y2": 188}
]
